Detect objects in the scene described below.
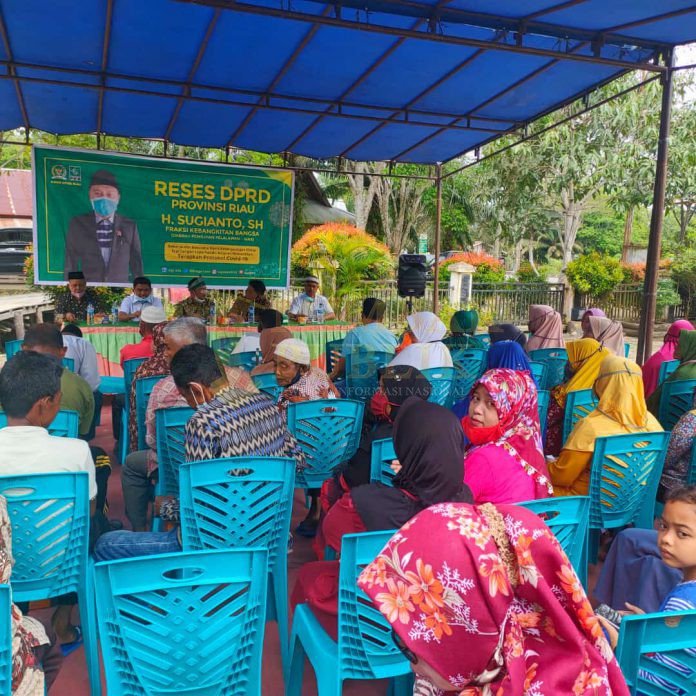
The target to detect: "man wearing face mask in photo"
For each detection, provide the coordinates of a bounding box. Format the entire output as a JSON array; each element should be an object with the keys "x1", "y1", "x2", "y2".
[
  {"x1": 64, "y1": 169, "x2": 143, "y2": 283},
  {"x1": 54, "y1": 271, "x2": 107, "y2": 323},
  {"x1": 320, "y1": 365, "x2": 432, "y2": 510}
]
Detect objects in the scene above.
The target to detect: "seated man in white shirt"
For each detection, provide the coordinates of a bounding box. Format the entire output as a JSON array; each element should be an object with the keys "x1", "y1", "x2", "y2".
[
  {"x1": 287, "y1": 275, "x2": 336, "y2": 321},
  {"x1": 232, "y1": 308, "x2": 286, "y2": 355},
  {"x1": 61, "y1": 324, "x2": 101, "y2": 392},
  {"x1": 0, "y1": 350, "x2": 98, "y2": 645},
  {"x1": 118, "y1": 276, "x2": 163, "y2": 322}
]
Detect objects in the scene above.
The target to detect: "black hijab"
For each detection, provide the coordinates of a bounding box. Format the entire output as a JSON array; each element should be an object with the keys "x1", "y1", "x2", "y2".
[
  {"x1": 351, "y1": 397, "x2": 472, "y2": 531},
  {"x1": 489, "y1": 323, "x2": 527, "y2": 347},
  {"x1": 381, "y1": 365, "x2": 432, "y2": 416}
]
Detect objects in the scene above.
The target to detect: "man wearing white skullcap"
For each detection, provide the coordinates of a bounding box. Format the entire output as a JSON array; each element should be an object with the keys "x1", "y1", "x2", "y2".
[{"x1": 287, "y1": 276, "x2": 336, "y2": 322}]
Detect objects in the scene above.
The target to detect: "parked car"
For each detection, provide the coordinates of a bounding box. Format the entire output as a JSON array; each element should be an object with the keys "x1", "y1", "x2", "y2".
[{"x1": 0, "y1": 227, "x2": 31, "y2": 275}]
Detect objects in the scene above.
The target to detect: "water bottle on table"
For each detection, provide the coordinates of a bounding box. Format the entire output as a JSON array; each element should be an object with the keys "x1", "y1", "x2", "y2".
[
  {"x1": 209, "y1": 302, "x2": 216, "y2": 325},
  {"x1": 317, "y1": 304, "x2": 325, "y2": 324},
  {"x1": 247, "y1": 303, "x2": 255, "y2": 326},
  {"x1": 111, "y1": 302, "x2": 119, "y2": 324},
  {"x1": 86, "y1": 303, "x2": 95, "y2": 325}
]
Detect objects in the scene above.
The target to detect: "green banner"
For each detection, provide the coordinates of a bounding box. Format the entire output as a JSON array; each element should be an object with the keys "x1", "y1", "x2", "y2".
[{"x1": 32, "y1": 145, "x2": 294, "y2": 288}]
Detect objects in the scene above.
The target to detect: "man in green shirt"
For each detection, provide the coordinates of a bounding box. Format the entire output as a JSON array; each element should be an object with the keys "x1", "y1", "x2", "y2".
[
  {"x1": 22, "y1": 324, "x2": 95, "y2": 438},
  {"x1": 173, "y1": 276, "x2": 215, "y2": 321}
]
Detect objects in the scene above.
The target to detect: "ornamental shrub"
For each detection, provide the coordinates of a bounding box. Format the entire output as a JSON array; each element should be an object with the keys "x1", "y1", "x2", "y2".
[
  {"x1": 516, "y1": 262, "x2": 548, "y2": 283},
  {"x1": 438, "y1": 251, "x2": 505, "y2": 284},
  {"x1": 565, "y1": 253, "x2": 625, "y2": 298}
]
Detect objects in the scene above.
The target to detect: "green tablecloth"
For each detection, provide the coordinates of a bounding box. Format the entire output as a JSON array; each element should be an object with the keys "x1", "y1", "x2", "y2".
[{"x1": 81, "y1": 321, "x2": 353, "y2": 376}]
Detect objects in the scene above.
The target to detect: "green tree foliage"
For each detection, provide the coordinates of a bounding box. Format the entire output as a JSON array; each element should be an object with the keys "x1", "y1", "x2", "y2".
[
  {"x1": 672, "y1": 249, "x2": 696, "y2": 317},
  {"x1": 566, "y1": 253, "x2": 625, "y2": 298}
]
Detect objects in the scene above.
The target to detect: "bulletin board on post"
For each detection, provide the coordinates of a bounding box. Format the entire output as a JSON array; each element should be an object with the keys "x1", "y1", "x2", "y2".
[{"x1": 32, "y1": 145, "x2": 294, "y2": 288}]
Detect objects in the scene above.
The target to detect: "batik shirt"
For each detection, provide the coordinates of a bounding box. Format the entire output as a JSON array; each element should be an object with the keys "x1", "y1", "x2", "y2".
[
  {"x1": 54, "y1": 288, "x2": 107, "y2": 320},
  {"x1": 173, "y1": 296, "x2": 216, "y2": 320},
  {"x1": 229, "y1": 293, "x2": 272, "y2": 321}
]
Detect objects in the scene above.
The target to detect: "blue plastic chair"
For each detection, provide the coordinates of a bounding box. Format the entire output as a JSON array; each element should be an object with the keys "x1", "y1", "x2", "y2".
[
  {"x1": 529, "y1": 360, "x2": 548, "y2": 389},
  {"x1": 345, "y1": 349, "x2": 393, "y2": 403},
  {"x1": 218, "y1": 349, "x2": 259, "y2": 371},
  {"x1": 286, "y1": 530, "x2": 411, "y2": 696},
  {"x1": 252, "y1": 372, "x2": 283, "y2": 400},
  {"x1": 179, "y1": 456, "x2": 295, "y2": 669},
  {"x1": 153, "y1": 406, "x2": 195, "y2": 531},
  {"x1": 562, "y1": 388, "x2": 597, "y2": 443},
  {"x1": 97, "y1": 375, "x2": 125, "y2": 395},
  {"x1": 134, "y1": 375, "x2": 165, "y2": 451},
  {"x1": 62, "y1": 356, "x2": 74, "y2": 371},
  {"x1": 210, "y1": 335, "x2": 240, "y2": 352},
  {"x1": 588, "y1": 431, "x2": 670, "y2": 563},
  {"x1": 0, "y1": 472, "x2": 100, "y2": 695},
  {"x1": 94, "y1": 548, "x2": 268, "y2": 696},
  {"x1": 615, "y1": 609, "x2": 696, "y2": 695},
  {"x1": 0, "y1": 585, "x2": 10, "y2": 696},
  {"x1": 537, "y1": 389, "x2": 550, "y2": 441},
  {"x1": 658, "y1": 359, "x2": 679, "y2": 386},
  {"x1": 3, "y1": 339, "x2": 23, "y2": 359},
  {"x1": 519, "y1": 496, "x2": 589, "y2": 587},
  {"x1": 287, "y1": 399, "x2": 364, "y2": 489},
  {"x1": 474, "y1": 333, "x2": 491, "y2": 347},
  {"x1": 370, "y1": 437, "x2": 397, "y2": 486},
  {"x1": 529, "y1": 348, "x2": 568, "y2": 389},
  {"x1": 326, "y1": 338, "x2": 344, "y2": 375},
  {"x1": 421, "y1": 366, "x2": 455, "y2": 407},
  {"x1": 658, "y1": 379, "x2": 696, "y2": 431},
  {"x1": 120, "y1": 357, "x2": 147, "y2": 462},
  {"x1": 449, "y1": 347, "x2": 487, "y2": 405},
  {"x1": 443, "y1": 334, "x2": 486, "y2": 350},
  {"x1": 0, "y1": 408, "x2": 79, "y2": 438},
  {"x1": 624, "y1": 341, "x2": 631, "y2": 358}
]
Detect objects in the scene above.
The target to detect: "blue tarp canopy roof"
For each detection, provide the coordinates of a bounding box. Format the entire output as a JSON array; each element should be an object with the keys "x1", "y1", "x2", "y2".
[{"x1": 0, "y1": 0, "x2": 694, "y2": 164}]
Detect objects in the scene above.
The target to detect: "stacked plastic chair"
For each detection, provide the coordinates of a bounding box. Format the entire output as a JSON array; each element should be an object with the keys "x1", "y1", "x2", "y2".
[
  {"x1": 529, "y1": 361, "x2": 548, "y2": 389},
  {"x1": 587, "y1": 432, "x2": 670, "y2": 563},
  {"x1": 562, "y1": 388, "x2": 597, "y2": 443},
  {"x1": 0, "y1": 408, "x2": 78, "y2": 438},
  {"x1": 449, "y1": 347, "x2": 487, "y2": 405},
  {"x1": 344, "y1": 349, "x2": 393, "y2": 403},
  {"x1": 370, "y1": 437, "x2": 397, "y2": 486},
  {"x1": 179, "y1": 456, "x2": 295, "y2": 669},
  {"x1": 421, "y1": 366, "x2": 455, "y2": 407},
  {"x1": 134, "y1": 375, "x2": 165, "y2": 451},
  {"x1": 153, "y1": 406, "x2": 195, "y2": 531},
  {"x1": 0, "y1": 472, "x2": 100, "y2": 695},
  {"x1": 528, "y1": 347, "x2": 568, "y2": 390},
  {"x1": 286, "y1": 530, "x2": 412, "y2": 696},
  {"x1": 0, "y1": 585, "x2": 10, "y2": 696},
  {"x1": 658, "y1": 379, "x2": 696, "y2": 431},
  {"x1": 615, "y1": 609, "x2": 696, "y2": 695},
  {"x1": 94, "y1": 548, "x2": 268, "y2": 696},
  {"x1": 287, "y1": 399, "x2": 364, "y2": 490}
]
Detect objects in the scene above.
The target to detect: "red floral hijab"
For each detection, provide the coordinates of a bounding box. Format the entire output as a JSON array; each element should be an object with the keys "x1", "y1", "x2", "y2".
[
  {"x1": 358, "y1": 503, "x2": 629, "y2": 696},
  {"x1": 468, "y1": 369, "x2": 552, "y2": 498}
]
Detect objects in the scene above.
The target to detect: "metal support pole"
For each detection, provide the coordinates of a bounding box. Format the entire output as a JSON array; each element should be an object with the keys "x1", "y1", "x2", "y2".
[
  {"x1": 432, "y1": 163, "x2": 442, "y2": 315},
  {"x1": 636, "y1": 50, "x2": 674, "y2": 365}
]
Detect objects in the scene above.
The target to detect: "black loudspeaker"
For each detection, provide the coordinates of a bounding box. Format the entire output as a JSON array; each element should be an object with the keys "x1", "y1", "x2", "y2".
[{"x1": 397, "y1": 254, "x2": 427, "y2": 298}]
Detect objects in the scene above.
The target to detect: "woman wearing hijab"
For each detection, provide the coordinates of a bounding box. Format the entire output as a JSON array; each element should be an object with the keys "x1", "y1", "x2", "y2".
[
  {"x1": 358, "y1": 503, "x2": 629, "y2": 696},
  {"x1": 641, "y1": 320, "x2": 695, "y2": 398},
  {"x1": 549, "y1": 355, "x2": 662, "y2": 497},
  {"x1": 647, "y1": 329, "x2": 696, "y2": 417},
  {"x1": 545, "y1": 338, "x2": 610, "y2": 456},
  {"x1": 462, "y1": 369, "x2": 552, "y2": 504},
  {"x1": 488, "y1": 323, "x2": 527, "y2": 347},
  {"x1": 250, "y1": 325, "x2": 292, "y2": 376},
  {"x1": 451, "y1": 340, "x2": 538, "y2": 420},
  {"x1": 527, "y1": 304, "x2": 565, "y2": 352},
  {"x1": 128, "y1": 321, "x2": 169, "y2": 453},
  {"x1": 446, "y1": 310, "x2": 485, "y2": 350},
  {"x1": 588, "y1": 316, "x2": 625, "y2": 356},
  {"x1": 389, "y1": 312, "x2": 452, "y2": 370},
  {"x1": 659, "y1": 387, "x2": 696, "y2": 502},
  {"x1": 581, "y1": 307, "x2": 607, "y2": 338}
]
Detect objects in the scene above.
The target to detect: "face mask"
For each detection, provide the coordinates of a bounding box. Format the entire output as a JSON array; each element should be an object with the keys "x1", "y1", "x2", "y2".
[
  {"x1": 193, "y1": 295, "x2": 206, "y2": 304},
  {"x1": 91, "y1": 197, "x2": 118, "y2": 217},
  {"x1": 370, "y1": 391, "x2": 395, "y2": 422},
  {"x1": 461, "y1": 416, "x2": 503, "y2": 446},
  {"x1": 189, "y1": 384, "x2": 205, "y2": 409},
  {"x1": 70, "y1": 291, "x2": 85, "y2": 300}
]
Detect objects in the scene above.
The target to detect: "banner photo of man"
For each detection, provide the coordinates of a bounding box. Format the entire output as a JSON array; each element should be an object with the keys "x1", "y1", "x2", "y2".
[{"x1": 32, "y1": 145, "x2": 294, "y2": 288}]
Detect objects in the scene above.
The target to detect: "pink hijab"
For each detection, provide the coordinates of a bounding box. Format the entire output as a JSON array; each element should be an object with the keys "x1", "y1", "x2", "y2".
[
  {"x1": 588, "y1": 316, "x2": 624, "y2": 356},
  {"x1": 581, "y1": 308, "x2": 606, "y2": 338},
  {"x1": 526, "y1": 304, "x2": 565, "y2": 352},
  {"x1": 641, "y1": 319, "x2": 695, "y2": 398}
]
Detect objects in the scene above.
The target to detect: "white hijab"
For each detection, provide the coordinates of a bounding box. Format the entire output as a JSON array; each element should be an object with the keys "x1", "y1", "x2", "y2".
[
  {"x1": 407, "y1": 312, "x2": 447, "y2": 343},
  {"x1": 389, "y1": 312, "x2": 452, "y2": 370}
]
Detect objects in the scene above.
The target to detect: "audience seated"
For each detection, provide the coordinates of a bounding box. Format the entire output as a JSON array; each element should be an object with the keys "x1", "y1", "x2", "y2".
[
  {"x1": 580, "y1": 307, "x2": 606, "y2": 338},
  {"x1": 588, "y1": 316, "x2": 625, "y2": 356},
  {"x1": 0, "y1": 495, "x2": 63, "y2": 691},
  {"x1": 227, "y1": 279, "x2": 272, "y2": 323},
  {"x1": 462, "y1": 369, "x2": 552, "y2": 504},
  {"x1": 488, "y1": 322, "x2": 527, "y2": 346},
  {"x1": 658, "y1": 387, "x2": 696, "y2": 502},
  {"x1": 93, "y1": 344, "x2": 303, "y2": 561},
  {"x1": 452, "y1": 339, "x2": 537, "y2": 419},
  {"x1": 647, "y1": 329, "x2": 696, "y2": 416},
  {"x1": 545, "y1": 338, "x2": 609, "y2": 456},
  {"x1": 328, "y1": 298, "x2": 397, "y2": 382},
  {"x1": 250, "y1": 310, "x2": 292, "y2": 376},
  {"x1": 61, "y1": 324, "x2": 100, "y2": 392},
  {"x1": 119, "y1": 305, "x2": 167, "y2": 365},
  {"x1": 359, "y1": 503, "x2": 628, "y2": 695},
  {"x1": 0, "y1": 351, "x2": 98, "y2": 647},
  {"x1": 388, "y1": 311, "x2": 452, "y2": 370},
  {"x1": 526, "y1": 303, "x2": 565, "y2": 352},
  {"x1": 118, "y1": 276, "x2": 163, "y2": 323},
  {"x1": 446, "y1": 309, "x2": 485, "y2": 348},
  {"x1": 549, "y1": 355, "x2": 662, "y2": 497},
  {"x1": 641, "y1": 319, "x2": 695, "y2": 398}
]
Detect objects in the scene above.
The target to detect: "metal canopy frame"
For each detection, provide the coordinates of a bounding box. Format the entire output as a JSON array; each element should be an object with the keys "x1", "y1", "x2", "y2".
[{"x1": 0, "y1": 0, "x2": 693, "y2": 360}]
